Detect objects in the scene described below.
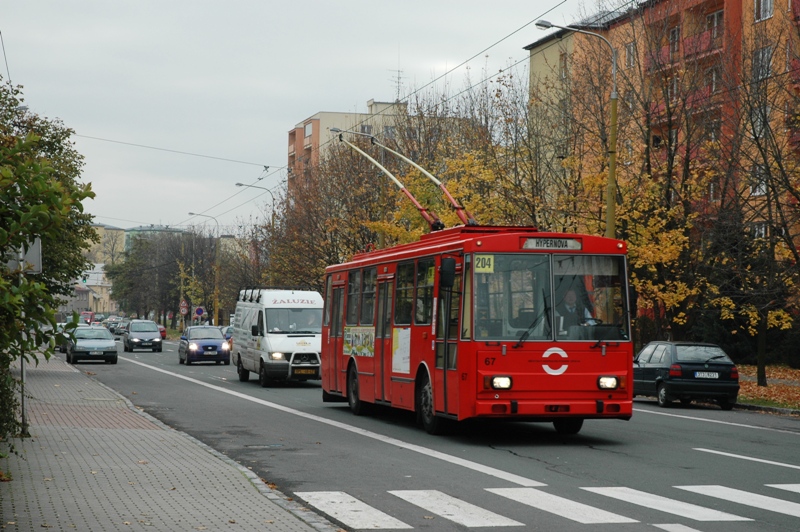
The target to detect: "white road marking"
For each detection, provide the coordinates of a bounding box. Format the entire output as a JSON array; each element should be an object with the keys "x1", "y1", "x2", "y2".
[
  {"x1": 677, "y1": 485, "x2": 800, "y2": 517},
  {"x1": 486, "y1": 487, "x2": 637, "y2": 524},
  {"x1": 121, "y1": 357, "x2": 545, "y2": 487},
  {"x1": 652, "y1": 525, "x2": 706, "y2": 532},
  {"x1": 582, "y1": 486, "x2": 750, "y2": 521},
  {"x1": 694, "y1": 448, "x2": 800, "y2": 470},
  {"x1": 389, "y1": 490, "x2": 523, "y2": 527},
  {"x1": 767, "y1": 484, "x2": 800, "y2": 494},
  {"x1": 296, "y1": 491, "x2": 411, "y2": 529},
  {"x1": 634, "y1": 408, "x2": 800, "y2": 436}
]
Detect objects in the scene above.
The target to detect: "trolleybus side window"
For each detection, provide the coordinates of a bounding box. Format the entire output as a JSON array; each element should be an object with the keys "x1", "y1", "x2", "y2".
[
  {"x1": 394, "y1": 262, "x2": 414, "y2": 325},
  {"x1": 415, "y1": 258, "x2": 435, "y2": 325},
  {"x1": 346, "y1": 270, "x2": 361, "y2": 325},
  {"x1": 324, "y1": 275, "x2": 332, "y2": 326},
  {"x1": 361, "y1": 267, "x2": 377, "y2": 325}
]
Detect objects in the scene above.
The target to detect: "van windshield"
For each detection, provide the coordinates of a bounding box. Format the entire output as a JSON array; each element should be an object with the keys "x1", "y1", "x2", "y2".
[{"x1": 265, "y1": 308, "x2": 322, "y2": 334}]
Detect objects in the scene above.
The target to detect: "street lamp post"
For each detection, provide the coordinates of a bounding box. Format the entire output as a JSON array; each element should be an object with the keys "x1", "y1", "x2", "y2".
[
  {"x1": 536, "y1": 20, "x2": 618, "y2": 239},
  {"x1": 188, "y1": 212, "x2": 220, "y2": 326},
  {"x1": 235, "y1": 182, "x2": 275, "y2": 226}
]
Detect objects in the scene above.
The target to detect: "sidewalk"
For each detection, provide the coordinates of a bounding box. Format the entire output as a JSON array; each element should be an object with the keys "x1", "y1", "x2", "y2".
[{"x1": 1, "y1": 356, "x2": 340, "y2": 532}]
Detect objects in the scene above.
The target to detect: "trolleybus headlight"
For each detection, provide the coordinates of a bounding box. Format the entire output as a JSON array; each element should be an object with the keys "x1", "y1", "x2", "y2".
[
  {"x1": 597, "y1": 376, "x2": 619, "y2": 390},
  {"x1": 269, "y1": 352, "x2": 285, "y2": 360},
  {"x1": 485, "y1": 375, "x2": 512, "y2": 390}
]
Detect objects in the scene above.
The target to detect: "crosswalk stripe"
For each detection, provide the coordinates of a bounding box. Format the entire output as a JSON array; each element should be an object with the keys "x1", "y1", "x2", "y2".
[
  {"x1": 389, "y1": 490, "x2": 524, "y2": 528},
  {"x1": 487, "y1": 487, "x2": 637, "y2": 524},
  {"x1": 295, "y1": 491, "x2": 412, "y2": 530},
  {"x1": 677, "y1": 485, "x2": 800, "y2": 518},
  {"x1": 582, "y1": 486, "x2": 750, "y2": 521},
  {"x1": 767, "y1": 484, "x2": 800, "y2": 494},
  {"x1": 652, "y1": 525, "x2": 706, "y2": 532}
]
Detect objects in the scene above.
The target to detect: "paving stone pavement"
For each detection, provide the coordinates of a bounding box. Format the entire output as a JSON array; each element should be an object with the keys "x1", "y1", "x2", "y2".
[{"x1": 1, "y1": 356, "x2": 341, "y2": 532}]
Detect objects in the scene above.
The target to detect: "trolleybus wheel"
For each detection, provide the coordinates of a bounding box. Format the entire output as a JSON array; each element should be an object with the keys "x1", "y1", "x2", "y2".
[
  {"x1": 553, "y1": 418, "x2": 583, "y2": 435},
  {"x1": 347, "y1": 365, "x2": 369, "y2": 416},
  {"x1": 417, "y1": 373, "x2": 446, "y2": 435}
]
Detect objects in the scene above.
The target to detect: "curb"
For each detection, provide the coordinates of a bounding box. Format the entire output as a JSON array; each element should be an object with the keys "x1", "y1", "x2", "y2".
[{"x1": 733, "y1": 402, "x2": 800, "y2": 417}]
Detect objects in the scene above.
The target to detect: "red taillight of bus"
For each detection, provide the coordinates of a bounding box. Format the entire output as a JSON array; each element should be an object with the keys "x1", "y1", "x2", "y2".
[
  {"x1": 730, "y1": 366, "x2": 739, "y2": 380},
  {"x1": 669, "y1": 364, "x2": 682, "y2": 377}
]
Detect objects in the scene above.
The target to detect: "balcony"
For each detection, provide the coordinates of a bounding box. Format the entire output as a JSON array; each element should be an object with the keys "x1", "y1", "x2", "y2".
[
  {"x1": 645, "y1": 45, "x2": 676, "y2": 70},
  {"x1": 683, "y1": 29, "x2": 722, "y2": 60},
  {"x1": 793, "y1": 1, "x2": 800, "y2": 24},
  {"x1": 791, "y1": 59, "x2": 800, "y2": 87},
  {"x1": 686, "y1": 86, "x2": 712, "y2": 109}
]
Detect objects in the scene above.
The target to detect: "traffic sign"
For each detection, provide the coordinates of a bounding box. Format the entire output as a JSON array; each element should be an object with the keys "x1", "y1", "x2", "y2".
[
  {"x1": 179, "y1": 300, "x2": 189, "y2": 316},
  {"x1": 195, "y1": 307, "x2": 205, "y2": 317}
]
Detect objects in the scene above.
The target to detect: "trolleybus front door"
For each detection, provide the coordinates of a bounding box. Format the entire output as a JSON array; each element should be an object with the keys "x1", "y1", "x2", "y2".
[
  {"x1": 328, "y1": 286, "x2": 345, "y2": 394},
  {"x1": 374, "y1": 280, "x2": 392, "y2": 402},
  {"x1": 434, "y1": 259, "x2": 460, "y2": 417}
]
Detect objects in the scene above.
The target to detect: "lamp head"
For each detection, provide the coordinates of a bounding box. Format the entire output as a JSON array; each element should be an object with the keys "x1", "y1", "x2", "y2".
[
  {"x1": 535, "y1": 20, "x2": 553, "y2": 30},
  {"x1": 330, "y1": 127, "x2": 342, "y2": 133},
  {"x1": 235, "y1": 183, "x2": 244, "y2": 187},
  {"x1": 188, "y1": 212, "x2": 196, "y2": 216}
]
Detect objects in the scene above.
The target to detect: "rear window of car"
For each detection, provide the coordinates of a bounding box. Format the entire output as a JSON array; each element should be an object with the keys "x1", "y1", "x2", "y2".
[
  {"x1": 131, "y1": 322, "x2": 159, "y2": 332},
  {"x1": 675, "y1": 345, "x2": 732, "y2": 363}
]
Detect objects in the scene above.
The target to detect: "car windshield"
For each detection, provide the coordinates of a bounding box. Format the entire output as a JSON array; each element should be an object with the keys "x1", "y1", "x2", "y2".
[
  {"x1": 76, "y1": 329, "x2": 113, "y2": 340},
  {"x1": 675, "y1": 345, "x2": 733, "y2": 363},
  {"x1": 188, "y1": 328, "x2": 223, "y2": 340},
  {"x1": 131, "y1": 322, "x2": 159, "y2": 332}
]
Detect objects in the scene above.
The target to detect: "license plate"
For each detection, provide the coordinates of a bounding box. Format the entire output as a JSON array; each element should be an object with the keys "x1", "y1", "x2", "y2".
[
  {"x1": 89, "y1": 351, "x2": 102, "y2": 355},
  {"x1": 294, "y1": 368, "x2": 316, "y2": 375},
  {"x1": 141, "y1": 342, "x2": 151, "y2": 347},
  {"x1": 205, "y1": 350, "x2": 217, "y2": 355},
  {"x1": 695, "y1": 371, "x2": 719, "y2": 379}
]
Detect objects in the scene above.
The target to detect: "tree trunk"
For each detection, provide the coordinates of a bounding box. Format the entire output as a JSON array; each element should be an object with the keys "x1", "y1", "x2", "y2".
[{"x1": 757, "y1": 313, "x2": 768, "y2": 387}]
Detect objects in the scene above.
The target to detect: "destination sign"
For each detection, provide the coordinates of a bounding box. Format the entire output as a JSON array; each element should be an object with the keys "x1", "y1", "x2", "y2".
[{"x1": 522, "y1": 238, "x2": 582, "y2": 250}]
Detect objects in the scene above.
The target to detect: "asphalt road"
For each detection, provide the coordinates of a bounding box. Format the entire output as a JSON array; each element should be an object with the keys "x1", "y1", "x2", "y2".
[{"x1": 63, "y1": 338, "x2": 800, "y2": 532}]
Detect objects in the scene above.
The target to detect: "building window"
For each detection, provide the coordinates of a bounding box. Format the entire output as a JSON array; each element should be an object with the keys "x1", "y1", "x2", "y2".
[
  {"x1": 751, "y1": 165, "x2": 768, "y2": 195},
  {"x1": 383, "y1": 126, "x2": 396, "y2": 140},
  {"x1": 751, "y1": 222, "x2": 768, "y2": 238},
  {"x1": 751, "y1": 104, "x2": 770, "y2": 138},
  {"x1": 706, "y1": 66, "x2": 720, "y2": 93},
  {"x1": 304, "y1": 122, "x2": 313, "y2": 138},
  {"x1": 669, "y1": 128, "x2": 679, "y2": 146},
  {"x1": 625, "y1": 42, "x2": 636, "y2": 68},
  {"x1": 755, "y1": 0, "x2": 774, "y2": 22},
  {"x1": 668, "y1": 75, "x2": 680, "y2": 101},
  {"x1": 669, "y1": 26, "x2": 681, "y2": 59},
  {"x1": 360, "y1": 124, "x2": 373, "y2": 135},
  {"x1": 706, "y1": 116, "x2": 721, "y2": 142},
  {"x1": 559, "y1": 51, "x2": 568, "y2": 79},
  {"x1": 707, "y1": 10, "x2": 724, "y2": 40},
  {"x1": 753, "y1": 46, "x2": 773, "y2": 81},
  {"x1": 709, "y1": 182, "x2": 720, "y2": 202}
]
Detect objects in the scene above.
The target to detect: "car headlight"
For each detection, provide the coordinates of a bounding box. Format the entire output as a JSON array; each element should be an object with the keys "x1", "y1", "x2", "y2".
[
  {"x1": 598, "y1": 376, "x2": 619, "y2": 389},
  {"x1": 484, "y1": 375, "x2": 512, "y2": 390},
  {"x1": 132, "y1": 338, "x2": 141, "y2": 343},
  {"x1": 188, "y1": 342, "x2": 199, "y2": 351},
  {"x1": 221, "y1": 342, "x2": 230, "y2": 351},
  {"x1": 153, "y1": 337, "x2": 162, "y2": 343},
  {"x1": 269, "y1": 352, "x2": 285, "y2": 360}
]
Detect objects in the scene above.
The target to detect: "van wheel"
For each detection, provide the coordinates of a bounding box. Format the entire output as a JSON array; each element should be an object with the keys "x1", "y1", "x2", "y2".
[
  {"x1": 347, "y1": 366, "x2": 369, "y2": 416},
  {"x1": 259, "y1": 363, "x2": 269, "y2": 388},
  {"x1": 237, "y1": 357, "x2": 249, "y2": 382}
]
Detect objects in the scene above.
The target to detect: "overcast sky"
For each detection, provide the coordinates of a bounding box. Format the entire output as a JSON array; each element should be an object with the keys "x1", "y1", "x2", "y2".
[{"x1": 4, "y1": 1, "x2": 584, "y2": 233}]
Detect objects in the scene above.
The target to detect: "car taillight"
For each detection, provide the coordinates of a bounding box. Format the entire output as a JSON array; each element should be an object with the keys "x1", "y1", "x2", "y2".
[
  {"x1": 669, "y1": 364, "x2": 682, "y2": 377},
  {"x1": 730, "y1": 366, "x2": 739, "y2": 380}
]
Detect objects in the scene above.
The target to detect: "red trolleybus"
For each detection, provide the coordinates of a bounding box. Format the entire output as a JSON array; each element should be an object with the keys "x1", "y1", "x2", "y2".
[{"x1": 321, "y1": 225, "x2": 633, "y2": 435}]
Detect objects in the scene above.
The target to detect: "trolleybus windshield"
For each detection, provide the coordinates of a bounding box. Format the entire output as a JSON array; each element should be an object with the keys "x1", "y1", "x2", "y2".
[{"x1": 470, "y1": 253, "x2": 629, "y2": 342}]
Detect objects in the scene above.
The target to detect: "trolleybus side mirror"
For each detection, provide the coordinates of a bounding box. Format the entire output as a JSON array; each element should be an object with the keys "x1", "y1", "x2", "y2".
[{"x1": 440, "y1": 258, "x2": 456, "y2": 288}]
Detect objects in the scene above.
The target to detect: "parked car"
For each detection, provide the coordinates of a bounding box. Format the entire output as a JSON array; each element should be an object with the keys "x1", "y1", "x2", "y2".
[
  {"x1": 65, "y1": 326, "x2": 118, "y2": 364},
  {"x1": 633, "y1": 341, "x2": 739, "y2": 410},
  {"x1": 57, "y1": 321, "x2": 90, "y2": 352},
  {"x1": 158, "y1": 324, "x2": 166, "y2": 339},
  {"x1": 122, "y1": 319, "x2": 163, "y2": 352},
  {"x1": 179, "y1": 326, "x2": 230, "y2": 365}
]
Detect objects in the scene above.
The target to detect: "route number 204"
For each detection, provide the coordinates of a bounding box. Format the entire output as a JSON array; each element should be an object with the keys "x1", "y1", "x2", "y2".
[{"x1": 475, "y1": 255, "x2": 494, "y2": 273}]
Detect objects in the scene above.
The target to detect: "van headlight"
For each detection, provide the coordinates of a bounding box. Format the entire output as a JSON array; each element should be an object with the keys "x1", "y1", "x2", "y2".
[{"x1": 269, "y1": 352, "x2": 285, "y2": 360}]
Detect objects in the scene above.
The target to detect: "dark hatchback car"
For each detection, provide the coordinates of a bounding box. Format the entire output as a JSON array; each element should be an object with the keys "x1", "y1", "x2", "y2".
[
  {"x1": 634, "y1": 341, "x2": 739, "y2": 410},
  {"x1": 66, "y1": 326, "x2": 118, "y2": 364},
  {"x1": 179, "y1": 326, "x2": 230, "y2": 365},
  {"x1": 122, "y1": 319, "x2": 163, "y2": 352}
]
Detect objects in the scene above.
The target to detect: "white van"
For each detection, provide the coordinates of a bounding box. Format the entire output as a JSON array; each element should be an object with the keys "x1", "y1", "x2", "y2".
[{"x1": 232, "y1": 288, "x2": 323, "y2": 386}]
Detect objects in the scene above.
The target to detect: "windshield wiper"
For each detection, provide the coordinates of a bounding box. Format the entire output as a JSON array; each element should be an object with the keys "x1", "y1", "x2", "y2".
[{"x1": 513, "y1": 289, "x2": 551, "y2": 349}]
